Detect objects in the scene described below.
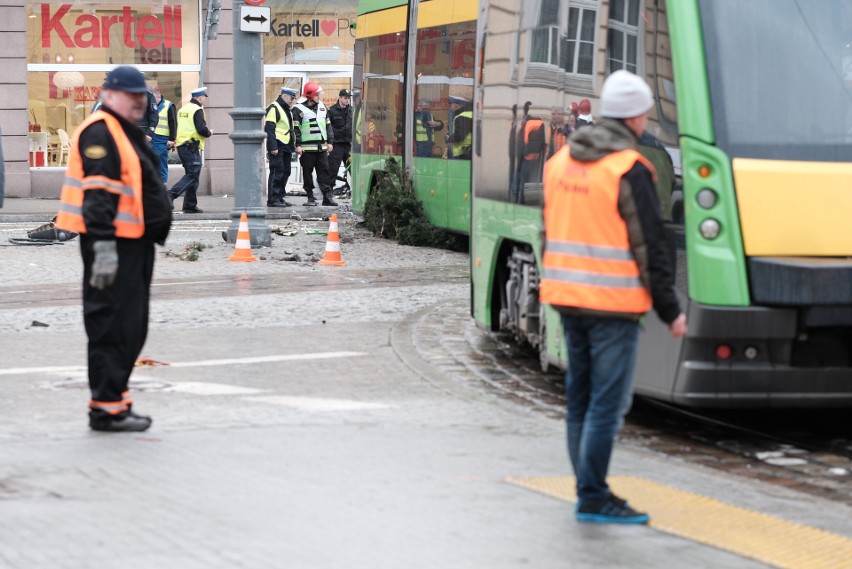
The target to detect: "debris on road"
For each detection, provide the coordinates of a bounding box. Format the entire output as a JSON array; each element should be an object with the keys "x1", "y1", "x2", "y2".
[{"x1": 8, "y1": 218, "x2": 78, "y2": 246}]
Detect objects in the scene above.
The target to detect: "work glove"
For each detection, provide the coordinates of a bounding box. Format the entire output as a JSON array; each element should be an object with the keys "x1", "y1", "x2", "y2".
[{"x1": 89, "y1": 240, "x2": 118, "y2": 290}]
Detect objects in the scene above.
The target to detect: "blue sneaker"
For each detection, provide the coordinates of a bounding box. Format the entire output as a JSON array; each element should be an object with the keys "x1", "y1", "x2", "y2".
[{"x1": 576, "y1": 495, "x2": 650, "y2": 524}]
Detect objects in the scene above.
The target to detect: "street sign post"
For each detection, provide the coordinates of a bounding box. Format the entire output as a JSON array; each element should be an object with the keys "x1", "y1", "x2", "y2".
[
  {"x1": 239, "y1": 6, "x2": 271, "y2": 34},
  {"x1": 226, "y1": 1, "x2": 271, "y2": 246}
]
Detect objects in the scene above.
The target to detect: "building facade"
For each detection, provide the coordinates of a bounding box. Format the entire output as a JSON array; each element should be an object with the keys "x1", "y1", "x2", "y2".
[{"x1": 0, "y1": 0, "x2": 356, "y2": 198}]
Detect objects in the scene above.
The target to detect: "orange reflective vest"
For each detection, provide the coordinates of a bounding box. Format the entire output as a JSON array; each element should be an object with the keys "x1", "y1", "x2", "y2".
[
  {"x1": 549, "y1": 126, "x2": 567, "y2": 156},
  {"x1": 56, "y1": 111, "x2": 144, "y2": 238},
  {"x1": 524, "y1": 118, "x2": 546, "y2": 160},
  {"x1": 540, "y1": 147, "x2": 654, "y2": 314}
]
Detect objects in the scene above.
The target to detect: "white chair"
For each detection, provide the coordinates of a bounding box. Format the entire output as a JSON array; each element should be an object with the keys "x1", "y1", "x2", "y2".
[{"x1": 57, "y1": 128, "x2": 70, "y2": 166}]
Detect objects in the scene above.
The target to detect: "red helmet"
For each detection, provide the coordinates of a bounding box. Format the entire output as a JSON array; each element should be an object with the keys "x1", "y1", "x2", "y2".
[{"x1": 303, "y1": 82, "x2": 323, "y2": 99}]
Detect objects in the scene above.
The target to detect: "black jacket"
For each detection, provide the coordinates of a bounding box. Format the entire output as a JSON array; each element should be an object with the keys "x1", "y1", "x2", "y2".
[
  {"x1": 79, "y1": 107, "x2": 172, "y2": 245},
  {"x1": 327, "y1": 102, "x2": 352, "y2": 144},
  {"x1": 138, "y1": 90, "x2": 159, "y2": 138}
]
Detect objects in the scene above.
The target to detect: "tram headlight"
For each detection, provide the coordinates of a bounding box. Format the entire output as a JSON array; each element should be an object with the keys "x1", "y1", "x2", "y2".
[
  {"x1": 696, "y1": 188, "x2": 717, "y2": 209},
  {"x1": 699, "y1": 218, "x2": 721, "y2": 240}
]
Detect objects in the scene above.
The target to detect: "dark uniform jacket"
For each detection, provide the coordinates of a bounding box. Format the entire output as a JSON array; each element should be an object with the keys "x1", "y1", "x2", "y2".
[
  {"x1": 327, "y1": 102, "x2": 352, "y2": 144},
  {"x1": 80, "y1": 107, "x2": 172, "y2": 245},
  {"x1": 264, "y1": 96, "x2": 295, "y2": 153},
  {"x1": 562, "y1": 118, "x2": 680, "y2": 324},
  {"x1": 138, "y1": 90, "x2": 159, "y2": 138}
]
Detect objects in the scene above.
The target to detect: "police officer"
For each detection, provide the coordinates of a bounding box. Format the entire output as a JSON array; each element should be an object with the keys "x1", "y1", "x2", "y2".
[
  {"x1": 265, "y1": 87, "x2": 297, "y2": 207},
  {"x1": 55, "y1": 66, "x2": 172, "y2": 432},
  {"x1": 151, "y1": 86, "x2": 177, "y2": 184},
  {"x1": 414, "y1": 100, "x2": 444, "y2": 157},
  {"x1": 327, "y1": 89, "x2": 353, "y2": 196},
  {"x1": 445, "y1": 95, "x2": 473, "y2": 160},
  {"x1": 292, "y1": 82, "x2": 337, "y2": 207},
  {"x1": 168, "y1": 87, "x2": 212, "y2": 214}
]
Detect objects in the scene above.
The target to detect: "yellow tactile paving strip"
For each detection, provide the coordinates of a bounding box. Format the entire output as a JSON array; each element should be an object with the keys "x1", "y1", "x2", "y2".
[{"x1": 507, "y1": 475, "x2": 852, "y2": 569}]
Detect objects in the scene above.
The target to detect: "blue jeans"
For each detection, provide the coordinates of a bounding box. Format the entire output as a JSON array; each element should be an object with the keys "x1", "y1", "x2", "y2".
[
  {"x1": 151, "y1": 135, "x2": 169, "y2": 184},
  {"x1": 562, "y1": 315, "x2": 640, "y2": 506}
]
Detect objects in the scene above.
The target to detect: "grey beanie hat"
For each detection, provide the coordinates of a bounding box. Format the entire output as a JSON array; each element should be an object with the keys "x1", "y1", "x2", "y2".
[{"x1": 600, "y1": 70, "x2": 653, "y2": 119}]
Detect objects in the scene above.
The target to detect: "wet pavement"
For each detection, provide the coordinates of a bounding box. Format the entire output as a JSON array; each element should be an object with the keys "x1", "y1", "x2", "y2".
[
  {"x1": 1, "y1": 202, "x2": 850, "y2": 568},
  {"x1": 404, "y1": 295, "x2": 852, "y2": 508}
]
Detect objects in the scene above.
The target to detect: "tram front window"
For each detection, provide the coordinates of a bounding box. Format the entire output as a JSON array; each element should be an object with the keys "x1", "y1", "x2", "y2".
[{"x1": 700, "y1": 0, "x2": 852, "y2": 162}]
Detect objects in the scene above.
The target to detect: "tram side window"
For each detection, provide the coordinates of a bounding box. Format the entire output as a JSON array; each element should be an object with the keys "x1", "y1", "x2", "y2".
[
  {"x1": 362, "y1": 32, "x2": 405, "y2": 156},
  {"x1": 412, "y1": 21, "x2": 476, "y2": 160}
]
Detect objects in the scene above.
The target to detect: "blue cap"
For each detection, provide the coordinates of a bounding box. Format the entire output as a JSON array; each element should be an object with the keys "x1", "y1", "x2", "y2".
[
  {"x1": 280, "y1": 87, "x2": 298, "y2": 97},
  {"x1": 102, "y1": 66, "x2": 148, "y2": 93},
  {"x1": 449, "y1": 95, "x2": 470, "y2": 105},
  {"x1": 191, "y1": 87, "x2": 208, "y2": 98}
]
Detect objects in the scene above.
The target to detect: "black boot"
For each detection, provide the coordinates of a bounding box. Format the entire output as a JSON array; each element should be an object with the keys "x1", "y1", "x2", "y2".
[
  {"x1": 89, "y1": 409, "x2": 152, "y2": 432},
  {"x1": 321, "y1": 189, "x2": 338, "y2": 207},
  {"x1": 304, "y1": 189, "x2": 318, "y2": 206}
]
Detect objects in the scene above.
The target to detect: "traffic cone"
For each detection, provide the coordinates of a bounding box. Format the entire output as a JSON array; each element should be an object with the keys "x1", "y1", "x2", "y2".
[
  {"x1": 318, "y1": 213, "x2": 346, "y2": 266},
  {"x1": 228, "y1": 212, "x2": 257, "y2": 262}
]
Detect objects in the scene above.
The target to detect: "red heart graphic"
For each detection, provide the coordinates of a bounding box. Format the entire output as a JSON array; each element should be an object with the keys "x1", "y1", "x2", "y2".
[{"x1": 320, "y1": 20, "x2": 337, "y2": 36}]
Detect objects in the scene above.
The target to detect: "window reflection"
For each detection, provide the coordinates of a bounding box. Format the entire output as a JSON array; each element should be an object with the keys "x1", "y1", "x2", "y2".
[
  {"x1": 411, "y1": 20, "x2": 476, "y2": 160},
  {"x1": 361, "y1": 32, "x2": 405, "y2": 155}
]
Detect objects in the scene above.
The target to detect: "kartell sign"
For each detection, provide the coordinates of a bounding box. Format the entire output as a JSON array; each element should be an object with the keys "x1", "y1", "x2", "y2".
[{"x1": 39, "y1": 4, "x2": 183, "y2": 49}]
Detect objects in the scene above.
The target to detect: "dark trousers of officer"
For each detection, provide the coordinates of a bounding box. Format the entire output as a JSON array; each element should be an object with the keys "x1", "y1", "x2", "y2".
[
  {"x1": 169, "y1": 143, "x2": 201, "y2": 210},
  {"x1": 327, "y1": 142, "x2": 351, "y2": 189},
  {"x1": 81, "y1": 235, "x2": 154, "y2": 408},
  {"x1": 415, "y1": 141, "x2": 434, "y2": 157},
  {"x1": 299, "y1": 150, "x2": 333, "y2": 196},
  {"x1": 267, "y1": 143, "x2": 292, "y2": 204}
]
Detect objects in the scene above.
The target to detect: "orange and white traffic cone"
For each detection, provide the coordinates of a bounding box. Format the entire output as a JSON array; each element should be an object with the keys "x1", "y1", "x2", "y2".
[
  {"x1": 318, "y1": 213, "x2": 346, "y2": 266},
  {"x1": 228, "y1": 212, "x2": 257, "y2": 262}
]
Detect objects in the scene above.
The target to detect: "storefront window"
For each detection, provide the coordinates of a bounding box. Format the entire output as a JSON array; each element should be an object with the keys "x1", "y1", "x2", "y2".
[
  {"x1": 262, "y1": 0, "x2": 356, "y2": 66},
  {"x1": 27, "y1": 3, "x2": 199, "y2": 65},
  {"x1": 26, "y1": 2, "x2": 201, "y2": 167}
]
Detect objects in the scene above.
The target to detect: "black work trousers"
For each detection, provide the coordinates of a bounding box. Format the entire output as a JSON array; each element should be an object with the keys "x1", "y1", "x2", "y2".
[
  {"x1": 169, "y1": 144, "x2": 202, "y2": 210},
  {"x1": 81, "y1": 236, "x2": 155, "y2": 408},
  {"x1": 299, "y1": 150, "x2": 333, "y2": 194},
  {"x1": 327, "y1": 142, "x2": 351, "y2": 187},
  {"x1": 267, "y1": 143, "x2": 292, "y2": 204}
]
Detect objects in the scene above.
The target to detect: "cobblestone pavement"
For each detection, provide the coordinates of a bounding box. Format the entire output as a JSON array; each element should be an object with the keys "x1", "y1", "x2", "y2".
[{"x1": 402, "y1": 297, "x2": 852, "y2": 508}]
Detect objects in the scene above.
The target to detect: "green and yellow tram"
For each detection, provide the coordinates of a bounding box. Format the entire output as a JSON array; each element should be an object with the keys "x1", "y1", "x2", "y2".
[{"x1": 356, "y1": 0, "x2": 852, "y2": 407}]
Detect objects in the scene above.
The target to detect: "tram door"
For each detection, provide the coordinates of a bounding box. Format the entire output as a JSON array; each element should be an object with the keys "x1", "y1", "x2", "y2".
[{"x1": 263, "y1": 71, "x2": 353, "y2": 195}]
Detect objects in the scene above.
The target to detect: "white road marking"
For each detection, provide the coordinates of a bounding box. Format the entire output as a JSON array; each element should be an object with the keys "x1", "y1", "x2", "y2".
[
  {"x1": 161, "y1": 382, "x2": 264, "y2": 395},
  {"x1": 152, "y1": 280, "x2": 232, "y2": 287},
  {"x1": 244, "y1": 395, "x2": 391, "y2": 411},
  {"x1": 166, "y1": 352, "x2": 367, "y2": 368},
  {"x1": 0, "y1": 352, "x2": 367, "y2": 376}
]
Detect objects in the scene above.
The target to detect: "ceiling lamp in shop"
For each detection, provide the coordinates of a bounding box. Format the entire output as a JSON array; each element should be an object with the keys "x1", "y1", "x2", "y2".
[{"x1": 52, "y1": 71, "x2": 85, "y2": 89}]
